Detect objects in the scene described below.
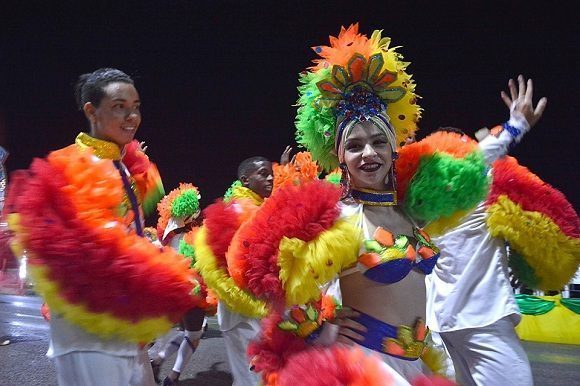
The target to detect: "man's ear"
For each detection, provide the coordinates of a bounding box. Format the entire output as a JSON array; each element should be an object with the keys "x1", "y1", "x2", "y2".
[
  {"x1": 83, "y1": 102, "x2": 96, "y2": 124},
  {"x1": 239, "y1": 175, "x2": 249, "y2": 187}
]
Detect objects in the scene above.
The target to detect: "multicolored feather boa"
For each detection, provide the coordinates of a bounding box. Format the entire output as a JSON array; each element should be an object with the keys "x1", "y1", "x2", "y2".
[
  {"x1": 486, "y1": 156, "x2": 579, "y2": 291},
  {"x1": 193, "y1": 197, "x2": 269, "y2": 318},
  {"x1": 226, "y1": 180, "x2": 360, "y2": 307},
  {"x1": 396, "y1": 131, "x2": 489, "y2": 231},
  {"x1": 397, "y1": 132, "x2": 578, "y2": 291},
  {"x1": 6, "y1": 140, "x2": 199, "y2": 343}
]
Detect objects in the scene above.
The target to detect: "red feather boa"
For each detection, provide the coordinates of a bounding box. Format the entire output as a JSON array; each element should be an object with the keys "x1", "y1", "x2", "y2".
[
  {"x1": 227, "y1": 181, "x2": 341, "y2": 303},
  {"x1": 202, "y1": 200, "x2": 243, "y2": 268}
]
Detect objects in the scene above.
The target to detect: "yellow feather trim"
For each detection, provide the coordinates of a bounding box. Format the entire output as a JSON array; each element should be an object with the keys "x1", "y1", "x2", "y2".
[
  {"x1": 30, "y1": 265, "x2": 173, "y2": 343},
  {"x1": 278, "y1": 218, "x2": 360, "y2": 306},
  {"x1": 7, "y1": 213, "x2": 25, "y2": 258},
  {"x1": 194, "y1": 228, "x2": 268, "y2": 318},
  {"x1": 421, "y1": 343, "x2": 449, "y2": 377},
  {"x1": 424, "y1": 208, "x2": 472, "y2": 237},
  {"x1": 487, "y1": 195, "x2": 580, "y2": 291},
  {"x1": 229, "y1": 186, "x2": 264, "y2": 206}
]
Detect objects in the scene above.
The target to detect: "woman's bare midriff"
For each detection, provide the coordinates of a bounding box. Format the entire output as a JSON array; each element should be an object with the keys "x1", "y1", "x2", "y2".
[
  {"x1": 341, "y1": 269, "x2": 426, "y2": 326},
  {"x1": 340, "y1": 204, "x2": 427, "y2": 327}
]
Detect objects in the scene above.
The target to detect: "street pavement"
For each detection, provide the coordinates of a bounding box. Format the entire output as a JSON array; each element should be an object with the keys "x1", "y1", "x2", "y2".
[{"x1": 1, "y1": 294, "x2": 579, "y2": 385}]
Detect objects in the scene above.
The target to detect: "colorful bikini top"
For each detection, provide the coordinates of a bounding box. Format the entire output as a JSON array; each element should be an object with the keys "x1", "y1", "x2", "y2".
[{"x1": 357, "y1": 226, "x2": 440, "y2": 284}]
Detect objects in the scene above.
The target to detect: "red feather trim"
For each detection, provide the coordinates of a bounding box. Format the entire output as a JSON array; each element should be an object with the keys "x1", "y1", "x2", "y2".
[
  {"x1": 227, "y1": 181, "x2": 341, "y2": 303},
  {"x1": 396, "y1": 132, "x2": 478, "y2": 201},
  {"x1": 202, "y1": 200, "x2": 243, "y2": 268},
  {"x1": 11, "y1": 155, "x2": 199, "y2": 323},
  {"x1": 122, "y1": 140, "x2": 150, "y2": 175},
  {"x1": 248, "y1": 313, "x2": 307, "y2": 379},
  {"x1": 276, "y1": 345, "x2": 395, "y2": 386},
  {"x1": 396, "y1": 141, "x2": 431, "y2": 201},
  {"x1": 488, "y1": 157, "x2": 579, "y2": 238}
]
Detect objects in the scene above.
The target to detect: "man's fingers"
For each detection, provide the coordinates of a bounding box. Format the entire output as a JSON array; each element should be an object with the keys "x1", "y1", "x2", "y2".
[
  {"x1": 508, "y1": 78, "x2": 517, "y2": 101},
  {"x1": 500, "y1": 91, "x2": 512, "y2": 109},
  {"x1": 518, "y1": 75, "x2": 525, "y2": 99},
  {"x1": 534, "y1": 97, "x2": 548, "y2": 117},
  {"x1": 525, "y1": 78, "x2": 533, "y2": 104}
]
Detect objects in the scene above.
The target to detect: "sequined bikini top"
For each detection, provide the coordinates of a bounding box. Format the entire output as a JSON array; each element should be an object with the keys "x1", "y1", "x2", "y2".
[{"x1": 356, "y1": 226, "x2": 440, "y2": 284}]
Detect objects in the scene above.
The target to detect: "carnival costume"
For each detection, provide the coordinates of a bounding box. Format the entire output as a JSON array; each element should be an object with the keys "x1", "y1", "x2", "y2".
[
  {"x1": 425, "y1": 128, "x2": 579, "y2": 385},
  {"x1": 206, "y1": 23, "x2": 513, "y2": 385},
  {"x1": 6, "y1": 133, "x2": 201, "y2": 341},
  {"x1": 5, "y1": 133, "x2": 202, "y2": 385}
]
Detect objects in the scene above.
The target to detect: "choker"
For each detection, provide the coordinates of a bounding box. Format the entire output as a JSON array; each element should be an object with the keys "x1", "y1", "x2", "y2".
[
  {"x1": 75, "y1": 132, "x2": 122, "y2": 160},
  {"x1": 351, "y1": 188, "x2": 397, "y2": 206}
]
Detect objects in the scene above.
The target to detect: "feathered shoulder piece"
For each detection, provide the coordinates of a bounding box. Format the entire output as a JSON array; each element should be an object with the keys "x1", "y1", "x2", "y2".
[
  {"x1": 122, "y1": 140, "x2": 165, "y2": 216},
  {"x1": 194, "y1": 199, "x2": 269, "y2": 318},
  {"x1": 226, "y1": 180, "x2": 360, "y2": 308},
  {"x1": 396, "y1": 131, "x2": 489, "y2": 232},
  {"x1": 486, "y1": 156, "x2": 579, "y2": 291},
  {"x1": 296, "y1": 23, "x2": 421, "y2": 171},
  {"x1": 5, "y1": 144, "x2": 200, "y2": 343}
]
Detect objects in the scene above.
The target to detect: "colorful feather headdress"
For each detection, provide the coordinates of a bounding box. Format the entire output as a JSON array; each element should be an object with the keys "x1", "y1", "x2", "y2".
[{"x1": 296, "y1": 23, "x2": 422, "y2": 171}]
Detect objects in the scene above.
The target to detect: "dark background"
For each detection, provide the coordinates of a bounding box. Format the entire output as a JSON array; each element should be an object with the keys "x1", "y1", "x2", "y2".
[{"x1": 1, "y1": 1, "x2": 578, "y2": 218}]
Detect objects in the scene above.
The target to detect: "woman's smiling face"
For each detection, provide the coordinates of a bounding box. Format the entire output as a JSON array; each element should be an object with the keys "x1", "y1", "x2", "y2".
[{"x1": 343, "y1": 120, "x2": 393, "y2": 191}]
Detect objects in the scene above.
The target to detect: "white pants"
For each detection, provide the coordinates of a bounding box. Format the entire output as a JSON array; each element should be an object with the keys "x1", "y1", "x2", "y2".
[
  {"x1": 440, "y1": 316, "x2": 533, "y2": 386},
  {"x1": 222, "y1": 321, "x2": 261, "y2": 386},
  {"x1": 54, "y1": 349, "x2": 155, "y2": 386}
]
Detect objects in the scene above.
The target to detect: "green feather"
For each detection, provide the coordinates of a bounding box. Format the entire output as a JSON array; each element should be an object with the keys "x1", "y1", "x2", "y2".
[
  {"x1": 509, "y1": 247, "x2": 540, "y2": 289},
  {"x1": 295, "y1": 69, "x2": 338, "y2": 172},
  {"x1": 404, "y1": 151, "x2": 489, "y2": 222},
  {"x1": 224, "y1": 180, "x2": 242, "y2": 203},
  {"x1": 171, "y1": 190, "x2": 199, "y2": 218},
  {"x1": 178, "y1": 239, "x2": 196, "y2": 268}
]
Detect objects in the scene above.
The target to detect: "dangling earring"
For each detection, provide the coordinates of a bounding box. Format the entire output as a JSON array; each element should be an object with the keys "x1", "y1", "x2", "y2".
[
  {"x1": 389, "y1": 152, "x2": 398, "y2": 191},
  {"x1": 339, "y1": 163, "x2": 352, "y2": 200}
]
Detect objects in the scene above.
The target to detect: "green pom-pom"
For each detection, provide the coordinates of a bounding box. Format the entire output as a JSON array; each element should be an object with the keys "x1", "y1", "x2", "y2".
[
  {"x1": 325, "y1": 172, "x2": 342, "y2": 185},
  {"x1": 178, "y1": 239, "x2": 196, "y2": 268},
  {"x1": 295, "y1": 69, "x2": 338, "y2": 172},
  {"x1": 509, "y1": 247, "x2": 540, "y2": 289},
  {"x1": 404, "y1": 151, "x2": 489, "y2": 223},
  {"x1": 171, "y1": 190, "x2": 199, "y2": 218},
  {"x1": 224, "y1": 180, "x2": 242, "y2": 203}
]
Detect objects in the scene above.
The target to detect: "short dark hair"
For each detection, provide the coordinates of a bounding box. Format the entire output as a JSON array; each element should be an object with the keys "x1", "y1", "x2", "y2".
[
  {"x1": 74, "y1": 68, "x2": 134, "y2": 110},
  {"x1": 434, "y1": 126, "x2": 467, "y2": 136},
  {"x1": 237, "y1": 156, "x2": 269, "y2": 179}
]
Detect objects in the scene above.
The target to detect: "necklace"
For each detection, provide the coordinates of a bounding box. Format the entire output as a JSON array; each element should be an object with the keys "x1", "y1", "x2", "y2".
[{"x1": 351, "y1": 188, "x2": 397, "y2": 206}]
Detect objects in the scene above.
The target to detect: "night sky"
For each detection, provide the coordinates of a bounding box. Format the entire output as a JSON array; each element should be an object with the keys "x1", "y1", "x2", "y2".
[{"x1": 1, "y1": 1, "x2": 578, "y2": 220}]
